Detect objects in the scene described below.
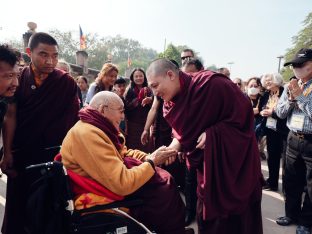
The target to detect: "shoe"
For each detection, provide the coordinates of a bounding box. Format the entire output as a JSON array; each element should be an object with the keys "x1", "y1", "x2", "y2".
[
  {"x1": 185, "y1": 211, "x2": 196, "y2": 226},
  {"x1": 296, "y1": 225, "x2": 311, "y2": 234},
  {"x1": 185, "y1": 227, "x2": 195, "y2": 234},
  {"x1": 262, "y1": 180, "x2": 278, "y2": 191},
  {"x1": 276, "y1": 216, "x2": 293, "y2": 226}
]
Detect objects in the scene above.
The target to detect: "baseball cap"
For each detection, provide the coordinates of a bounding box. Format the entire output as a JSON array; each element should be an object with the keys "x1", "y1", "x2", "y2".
[{"x1": 284, "y1": 48, "x2": 312, "y2": 67}]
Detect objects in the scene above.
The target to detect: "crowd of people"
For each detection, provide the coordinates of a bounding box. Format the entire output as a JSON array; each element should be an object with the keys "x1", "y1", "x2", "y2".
[{"x1": 0, "y1": 31, "x2": 311, "y2": 234}]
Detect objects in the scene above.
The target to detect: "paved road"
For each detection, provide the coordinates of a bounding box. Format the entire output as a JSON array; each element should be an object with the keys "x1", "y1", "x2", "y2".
[{"x1": 0, "y1": 161, "x2": 298, "y2": 233}]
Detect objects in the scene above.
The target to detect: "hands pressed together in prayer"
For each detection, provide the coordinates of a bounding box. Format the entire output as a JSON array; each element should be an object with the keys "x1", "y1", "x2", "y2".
[
  {"x1": 288, "y1": 79, "x2": 303, "y2": 101},
  {"x1": 260, "y1": 108, "x2": 273, "y2": 117}
]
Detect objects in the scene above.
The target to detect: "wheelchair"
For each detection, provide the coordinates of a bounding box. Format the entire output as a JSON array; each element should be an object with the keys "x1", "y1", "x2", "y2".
[{"x1": 25, "y1": 160, "x2": 155, "y2": 234}]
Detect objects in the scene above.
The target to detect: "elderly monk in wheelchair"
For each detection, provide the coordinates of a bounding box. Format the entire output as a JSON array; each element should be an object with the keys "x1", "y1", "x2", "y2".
[{"x1": 60, "y1": 91, "x2": 186, "y2": 234}]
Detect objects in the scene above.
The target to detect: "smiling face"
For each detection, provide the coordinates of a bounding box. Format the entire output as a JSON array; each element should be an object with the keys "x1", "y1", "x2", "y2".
[
  {"x1": 28, "y1": 43, "x2": 59, "y2": 75},
  {"x1": 133, "y1": 70, "x2": 145, "y2": 87},
  {"x1": 147, "y1": 70, "x2": 180, "y2": 102},
  {"x1": 102, "y1": 70, "x2": 118, "y2": 87},
  {"x1": 103, "y1": 99, "x2": 125, "y2": 130},
  {"x1": 0, "y1": 61, "x2": 19, "y2": 97}
]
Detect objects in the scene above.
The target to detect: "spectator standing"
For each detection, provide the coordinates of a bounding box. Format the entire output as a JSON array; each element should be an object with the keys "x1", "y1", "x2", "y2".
[
  {"x1": 124, "y1": 68, "x2": 152, "y2": 152},
  {"x1": 275, "y1": 48, "x2": 312, "y2": 234},
  {"x1": 1, "y1": 32, "x2": 79, "y2": 234}
]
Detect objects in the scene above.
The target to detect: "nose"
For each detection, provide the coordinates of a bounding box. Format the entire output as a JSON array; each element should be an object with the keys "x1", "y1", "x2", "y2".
[
  {"x1": 12, "y1": 75, "x2": 19, "y2": 87},
  {"x1": 46, "y1": 57, "x2": 53, "y2": 64}
]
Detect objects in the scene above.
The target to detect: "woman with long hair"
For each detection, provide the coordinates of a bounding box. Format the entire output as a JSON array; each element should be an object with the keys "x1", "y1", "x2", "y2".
[
  {"x1": 85, "y1": 63, "x2": 118, "y2": 104},
  {"x1": 124, "y1": 68, "x2": 153, "y2": 152}
]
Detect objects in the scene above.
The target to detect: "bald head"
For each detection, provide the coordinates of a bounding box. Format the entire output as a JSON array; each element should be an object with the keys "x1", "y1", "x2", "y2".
[
  {"x1": 146, "y1": 58, "x2": 179, "y2": 80},
  {"x1": 89, "y1": 91, "x2": 123, "y2": 109}
]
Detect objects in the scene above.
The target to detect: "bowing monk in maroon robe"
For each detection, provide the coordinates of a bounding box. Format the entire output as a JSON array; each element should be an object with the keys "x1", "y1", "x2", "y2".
[
  {"x1": 146, "y1": 59, "x2": 263, "y2": 234},
  {"x1": 1, "y1": 32, "x2": 79, "y2": 234}
]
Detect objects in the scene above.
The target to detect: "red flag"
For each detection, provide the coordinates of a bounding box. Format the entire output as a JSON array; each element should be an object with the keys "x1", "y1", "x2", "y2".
[{"x1": 79, "y1": 25, "x2": 86, "y2": 50}]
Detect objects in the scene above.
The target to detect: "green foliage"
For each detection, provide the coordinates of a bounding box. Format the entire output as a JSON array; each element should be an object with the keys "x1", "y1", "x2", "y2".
[
  {"x1": 282, "y1": 12, "x2": 312, "y2": 80},
  {"x1": 158, "y1": 43, "x2": 182, "y2": 66},
  {"x1": 48, "y1": 30, "x2": 158, "y2": 76}
]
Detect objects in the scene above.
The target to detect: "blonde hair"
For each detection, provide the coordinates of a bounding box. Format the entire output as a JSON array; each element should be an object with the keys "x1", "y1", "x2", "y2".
[{"x1": 95, "y1": 63, "x2": 119, "y2": 91}]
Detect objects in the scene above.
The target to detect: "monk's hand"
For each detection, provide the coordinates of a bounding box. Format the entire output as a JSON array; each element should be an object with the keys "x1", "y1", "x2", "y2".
[
  {"x1": 177, "y1": 151, "x2": 185, "y2": 162},
  {"x1": 149, "y1": 146, "x2": 177, "y2": 166},
  {"x1": 0, "y1": 152, "x2": 17, "y2": 178},
  {"x1": 196, "y1": 132, "x2": 206, "y2": 149},
  {"x1": 141, "y1": 129, "x2": 149, "y2": 145}
]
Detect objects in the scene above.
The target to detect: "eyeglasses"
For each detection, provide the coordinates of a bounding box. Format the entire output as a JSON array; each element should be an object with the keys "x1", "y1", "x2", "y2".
[
  {"x1": 181, "y1": 56, "x2": 192, "y2": 60},
  {"x1": 104, "y1": 105, "x2": 125, "y2": 114}
]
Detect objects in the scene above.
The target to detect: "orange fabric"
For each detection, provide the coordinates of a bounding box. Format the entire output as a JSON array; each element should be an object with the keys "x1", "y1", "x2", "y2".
[{"x1": 31, "y1": 64, "x2": 48, "y2": 87}]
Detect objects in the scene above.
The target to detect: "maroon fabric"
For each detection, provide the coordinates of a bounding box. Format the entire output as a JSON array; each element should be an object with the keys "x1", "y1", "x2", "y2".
[
  {"x1": 163, "y1": 70, "x2": 263, "y2": 221},
  {"x1": 79, "y1": 106, "x2": 122, "y2": 150},
  {"x1": 123, "y1": 157, "x2": 185, "y2": 234},
  {"x1": 125, "y1": 86, "x2": 152, "y2": 152},
  {"x1": 12, "y1": 66, "x2": 79, "y2": 168},
  {"x1": 2, "y1": 66, "x2": 80, "y2": 234}
]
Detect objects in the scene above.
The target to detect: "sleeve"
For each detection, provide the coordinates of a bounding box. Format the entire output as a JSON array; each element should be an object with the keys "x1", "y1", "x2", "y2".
[
  {"x1": 62, "y1": 127, "x2": 155, "y2": 196},
  {"x1": 275, "y1": 86, "x2": 296, "y2": 119},
  {"x1": 85, "y1": 83, "x2": 96, "y2": 104},
  {"x1": 295, "y1": 94, "x2": 312, "y2": 120}
]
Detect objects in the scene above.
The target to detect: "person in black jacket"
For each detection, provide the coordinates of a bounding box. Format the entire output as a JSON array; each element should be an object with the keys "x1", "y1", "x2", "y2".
[{"x1": 259, "y1": 73, "x2": 289, "y2": 191}]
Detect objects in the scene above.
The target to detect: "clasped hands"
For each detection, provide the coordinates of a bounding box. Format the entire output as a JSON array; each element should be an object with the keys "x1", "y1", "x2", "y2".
[
  {"x1": 147, "y1": 132, "x2": 206, "y2": 166},
  {"x1": 288, "y1": 79, "x2": 303, "y2": 100}
]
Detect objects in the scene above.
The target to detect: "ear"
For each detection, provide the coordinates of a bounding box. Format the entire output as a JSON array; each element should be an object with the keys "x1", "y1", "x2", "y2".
[
  {"x1": 26, "y1": 47, "x2": 31, "y2": 57},
  {"x1": 167, "y1": 70, "x2": 175, "y2": 80}
]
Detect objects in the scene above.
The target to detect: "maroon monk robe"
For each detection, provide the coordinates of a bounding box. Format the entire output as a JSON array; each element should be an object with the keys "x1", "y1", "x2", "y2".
[
  {"x1": 163, "y1": 71, "x2": 263, "y2": 233},
  {"x1": 2, "y1": 66, "x2": 79, "y2": 234}
]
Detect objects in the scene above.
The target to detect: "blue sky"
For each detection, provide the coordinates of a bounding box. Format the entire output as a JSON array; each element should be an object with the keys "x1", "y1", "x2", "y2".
[{"x1": 0, "y1": 0, "x2": 311, "y2": 79}]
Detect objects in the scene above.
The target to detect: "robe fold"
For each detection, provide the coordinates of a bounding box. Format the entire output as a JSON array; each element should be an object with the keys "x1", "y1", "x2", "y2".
[{"x1": 164, "y1": 70, "x2": 263, "y2": 233}]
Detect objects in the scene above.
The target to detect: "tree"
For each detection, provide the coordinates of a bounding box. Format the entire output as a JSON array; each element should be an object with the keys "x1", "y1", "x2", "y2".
[
  {"x1": 158, "y1": 43, "x2": 182, "y2": 66},
  {"x1": 282, "y1": 12, "x2": 312, "y2": 80},
  {"x1": 47, "y1": 30, "x2": 158, "y2": 76}
]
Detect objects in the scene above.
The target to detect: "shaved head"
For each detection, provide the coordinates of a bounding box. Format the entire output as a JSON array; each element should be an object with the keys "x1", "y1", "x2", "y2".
[
  {"x1": 89, "y1": 91, "x2": 123, "y2": 109},
  {"x1": 146, "y1": 58, "x2": 179, "y2": 79}
]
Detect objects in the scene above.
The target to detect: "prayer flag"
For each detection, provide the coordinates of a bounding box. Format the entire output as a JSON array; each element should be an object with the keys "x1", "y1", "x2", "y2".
[{"x1": 79, "y1": 25, "x2": 86, "y2": 50}]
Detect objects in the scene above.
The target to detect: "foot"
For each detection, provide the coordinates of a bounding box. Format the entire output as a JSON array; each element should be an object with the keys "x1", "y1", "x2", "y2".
[
  {"x1": 276, "y1": 216, "x2": 294, "y2": 226},
  {"x1": 185, "y1": 211, "x2": 196, "y2": 226},
  {"x1": 296, "y1": 225, "x2": 311, "y2": 234}
]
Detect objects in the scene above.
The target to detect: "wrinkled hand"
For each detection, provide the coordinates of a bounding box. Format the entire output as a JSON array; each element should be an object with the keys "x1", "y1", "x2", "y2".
[
  {"x1": 141, "y1": 130, "x2": 149, "y2": 145},
  {"x1": 0, "y1": 152, "x2": 17, "y2": 178},
  {"x1": 141, "y1": 97, "x2": 153, "y2": 107},
  {"x1": 288, "y1": 79, "x2": 303, "y2": 99},
  {"x1": 196, "y1": 132, "x2": 206, "y2": 149},
  {"x1": 148, "y1": 146, "x2": 177, "y2": 166}
]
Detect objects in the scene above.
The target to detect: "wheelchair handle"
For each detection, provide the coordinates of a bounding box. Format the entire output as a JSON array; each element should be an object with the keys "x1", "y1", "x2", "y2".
[{"x1": 26, "y1": 161, "x2": 55, "y2": 170}]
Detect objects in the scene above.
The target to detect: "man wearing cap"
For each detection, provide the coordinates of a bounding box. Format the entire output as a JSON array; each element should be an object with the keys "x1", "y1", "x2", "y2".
[{"x1": 275, "y1": 48, "x2": 312, "y2": 234}]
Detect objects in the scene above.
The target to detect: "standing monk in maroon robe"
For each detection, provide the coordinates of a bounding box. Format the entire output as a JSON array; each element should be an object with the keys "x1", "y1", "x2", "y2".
[
  {"x1": 1, "y1": 32, "x2": 79, "y2": 234},
  {"x1": 146, "y1": 59, "x2": 263, "y2": 234}
]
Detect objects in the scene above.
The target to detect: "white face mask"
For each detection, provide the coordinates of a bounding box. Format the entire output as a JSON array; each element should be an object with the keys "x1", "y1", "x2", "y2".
[{"x1": 248, "y1": 87, "x2": 260, "y2": 96}]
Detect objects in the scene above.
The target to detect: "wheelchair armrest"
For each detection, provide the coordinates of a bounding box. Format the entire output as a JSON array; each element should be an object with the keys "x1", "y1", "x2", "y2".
[{"x1": 74, "y1": 198, "x2": 143, "y2": 215}]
